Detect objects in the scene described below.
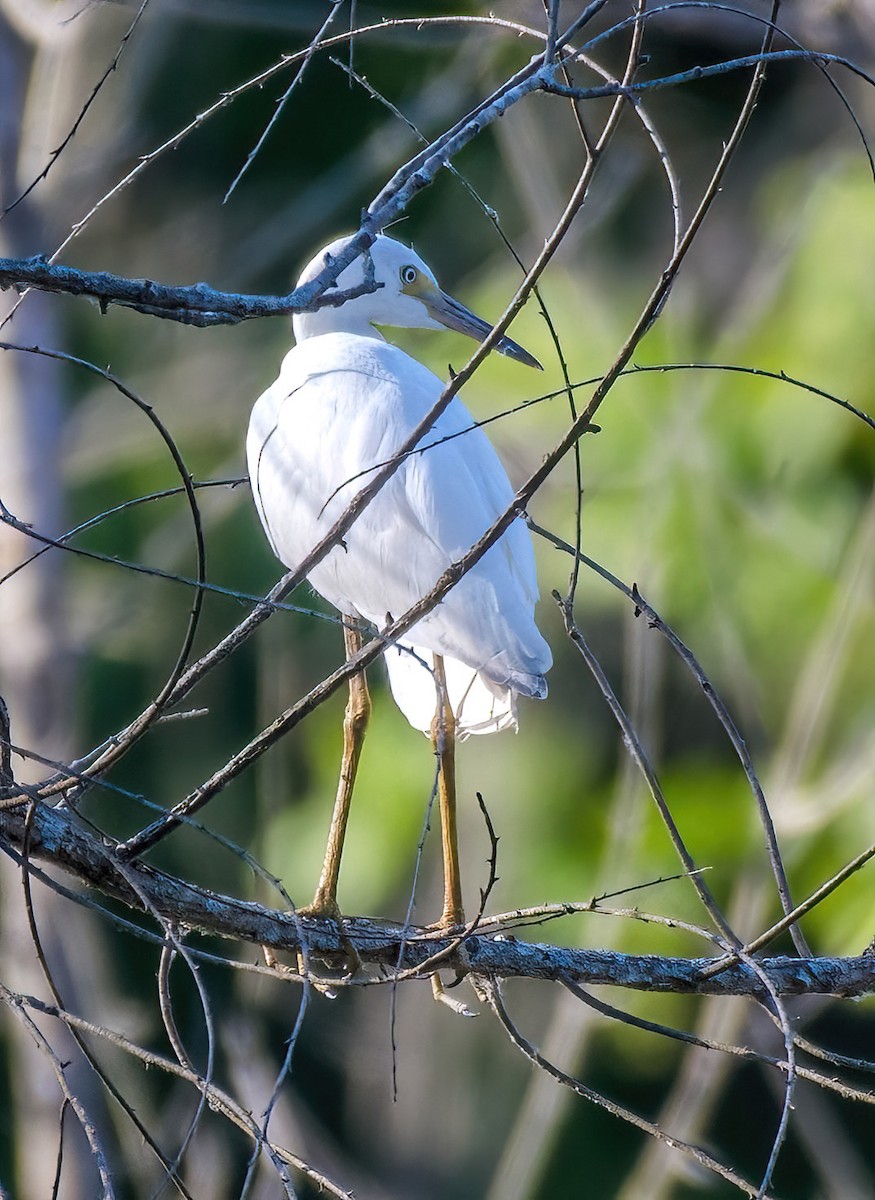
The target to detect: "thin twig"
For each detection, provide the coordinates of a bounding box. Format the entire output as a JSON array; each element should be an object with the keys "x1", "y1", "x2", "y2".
[
  {"x1": 563, "y1": 979, "x2": 874, "y2": 1105},
  {"x1": 481, "y1": 978, "x2": 771, "y2": 1198},
  {"x1": 224, "y1": 0, "x2": 346, "y2": 203},
  {"x1": 556, "y1": 596, "x2": 742, "y2": 946},
  {"x1": 1, "y1": 0, "x2": 153, "y2": 217},
  {"x1": 17, "y1": 805, "x2": 194, "y2": 1198},
  {"x1": 13, "y1": 990, "x2": 351, "y2": 1199},
  {"x1": 0, "y1": 982, "x2": 117, "y2": 1199},
  {"x1": 529, "y1": 521, "x2": 810, "y2": 956}
]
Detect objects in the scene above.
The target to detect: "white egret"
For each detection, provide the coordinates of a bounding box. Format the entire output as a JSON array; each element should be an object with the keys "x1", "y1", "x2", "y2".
[{"x1": 247, "y1": 234, "x2": 551, "y2": 927}]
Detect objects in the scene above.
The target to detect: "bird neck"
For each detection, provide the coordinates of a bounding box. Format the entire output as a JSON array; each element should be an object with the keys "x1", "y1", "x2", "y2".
[{"x1": 292, "y1": 308, "x2": 386, "y2": 344}]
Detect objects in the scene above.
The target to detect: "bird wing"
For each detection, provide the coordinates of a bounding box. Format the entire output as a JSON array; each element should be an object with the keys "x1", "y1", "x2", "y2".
[{"x1": 248, "y1": 332, "x2": 551, "y2": 690}]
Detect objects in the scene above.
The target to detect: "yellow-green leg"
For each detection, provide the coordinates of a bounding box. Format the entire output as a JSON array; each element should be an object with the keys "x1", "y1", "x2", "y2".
[
  {"x1": 304, "y1": 623, "x2": 371, "y2": 918},
  {"x1": 431, "y1": 654, "x2": 464, "y2": 929}
]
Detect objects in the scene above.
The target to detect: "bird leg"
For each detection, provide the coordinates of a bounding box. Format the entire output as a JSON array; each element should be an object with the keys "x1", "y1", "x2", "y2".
[
  {"x1": 431, "y1": 654, "x2": 464, "y2": 929},
  {"x1": 304, "y1": 622, "x2": 371, "y2": 919}
]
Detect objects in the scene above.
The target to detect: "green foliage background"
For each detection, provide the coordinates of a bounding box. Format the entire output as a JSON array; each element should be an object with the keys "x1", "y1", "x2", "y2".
[{"x1": 2, "y1": 3, "x2": 874, "y2": 1198}]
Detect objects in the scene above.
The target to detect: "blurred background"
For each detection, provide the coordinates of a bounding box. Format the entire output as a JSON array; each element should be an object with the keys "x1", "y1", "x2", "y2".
[{"x1": 0, "y1": 1, "x2": 874, "y2": 1197}]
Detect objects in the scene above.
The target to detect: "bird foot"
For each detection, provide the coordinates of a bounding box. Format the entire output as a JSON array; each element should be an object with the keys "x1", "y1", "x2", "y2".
[
  {"x1": 422, "y1": 909, "x2": 466, "y2": 936},
  {"x1": 431, "y1": 972, "x2": 477, "y2": 1016},
  {"x1": 290, "y1": 897, "x2": 363, "y2": 982},
  {"x1": 296, "y1": 895, "x2": 343, "y2": 923}
]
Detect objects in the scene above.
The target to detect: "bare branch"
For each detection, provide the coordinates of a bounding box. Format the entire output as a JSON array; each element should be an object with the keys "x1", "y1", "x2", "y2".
[
  {"x1": 2, "y1": 799, "x2": 875, "y2": 998},
  {"x1": 481, "y1": 978, "x2": 773, "y2": 1199},
  {"x1": 0, "y1": 257, "x2": 379, "y2": 326}
]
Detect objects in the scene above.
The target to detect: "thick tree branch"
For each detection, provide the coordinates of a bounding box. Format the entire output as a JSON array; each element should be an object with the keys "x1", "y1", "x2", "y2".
[
  {"x1": 1, "y1": 800, "x2": 873, "y2": 998},
  {"x1": 0, "y1": 256, "x2": 377, "y2": 327}
]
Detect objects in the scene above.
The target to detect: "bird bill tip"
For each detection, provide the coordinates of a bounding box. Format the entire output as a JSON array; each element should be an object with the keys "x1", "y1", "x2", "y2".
[
  {"x1": 497, "y1": 337, "x2": 543, "y2": 371},
  {"x1": 429, "y1": 290, "x2": 542, "y2": 370}
]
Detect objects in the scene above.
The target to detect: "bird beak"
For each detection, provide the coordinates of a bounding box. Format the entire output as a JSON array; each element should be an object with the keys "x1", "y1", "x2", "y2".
[{"x1": 424, "y1": 289, "x2": 543, "y2": 371}]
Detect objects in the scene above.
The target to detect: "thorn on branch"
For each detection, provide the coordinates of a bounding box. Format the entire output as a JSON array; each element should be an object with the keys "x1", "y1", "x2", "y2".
[{"x1": 0, "y1": 497, "x2": 29, "y2": 526}]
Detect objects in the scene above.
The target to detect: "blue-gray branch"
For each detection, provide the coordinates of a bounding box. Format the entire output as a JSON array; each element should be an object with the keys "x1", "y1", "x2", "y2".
[
  {"x1": 1, "y1": 796, "x2": 872, "y2": 998},
  {"x1": 0, "y1": 255, "x2": 375, "y2": 327}
]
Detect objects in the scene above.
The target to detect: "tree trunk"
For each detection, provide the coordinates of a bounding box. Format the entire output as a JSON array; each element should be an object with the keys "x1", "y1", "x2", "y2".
[{"x1": 0, "y1": 13, "x2": 106, "y2": 1197}]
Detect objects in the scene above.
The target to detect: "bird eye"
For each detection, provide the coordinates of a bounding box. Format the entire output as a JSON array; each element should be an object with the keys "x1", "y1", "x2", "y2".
[{"x1": 400, "y1": 265, "x2": 418, "y2": 286}]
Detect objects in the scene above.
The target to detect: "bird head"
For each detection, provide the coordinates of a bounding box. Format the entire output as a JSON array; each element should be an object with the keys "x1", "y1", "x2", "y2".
[{"x1": 292, "y1": 234, "x2": 541, "y2": 370}]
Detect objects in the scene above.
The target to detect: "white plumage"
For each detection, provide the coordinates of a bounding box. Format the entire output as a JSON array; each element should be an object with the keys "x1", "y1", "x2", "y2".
[{"x1": 247, "y1": 234, "x2": 551, "y2": 737}]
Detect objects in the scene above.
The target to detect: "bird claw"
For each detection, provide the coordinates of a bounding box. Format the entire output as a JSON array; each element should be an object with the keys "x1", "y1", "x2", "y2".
[
  {"x1": 291, "y1": 901, "x2": 364, "y2": 984},
  {"x1": 431, "y1": 973, "x2": 478, "y2": 1017}
]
